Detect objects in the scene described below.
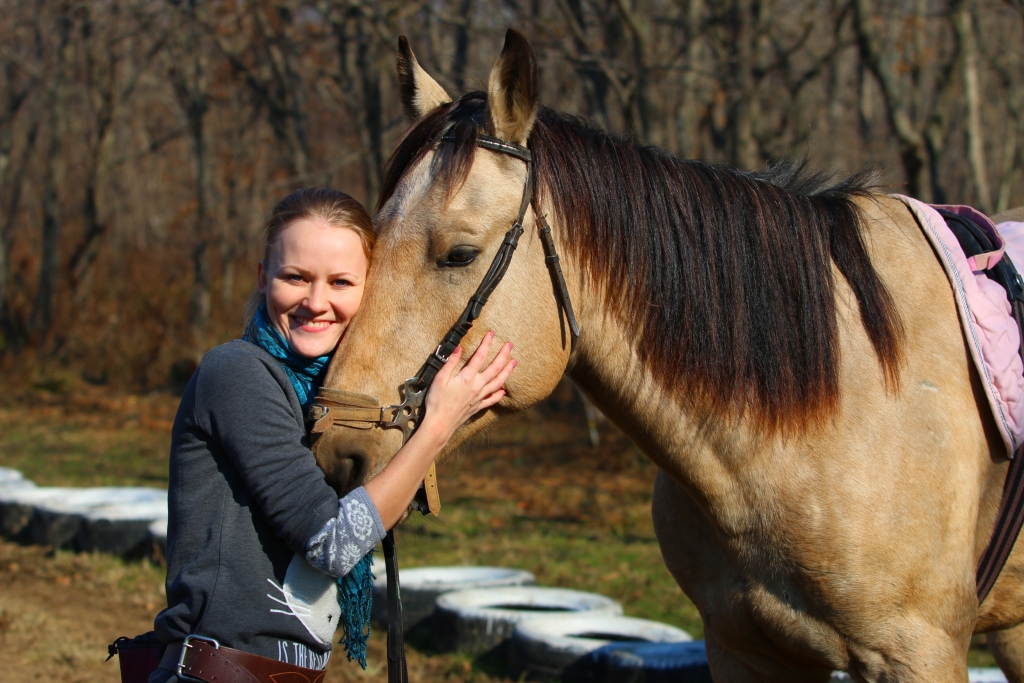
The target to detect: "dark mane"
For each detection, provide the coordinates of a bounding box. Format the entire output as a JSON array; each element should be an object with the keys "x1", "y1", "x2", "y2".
[{"x1": 378, "y1": 92, "x2": 904, "y2": 432}]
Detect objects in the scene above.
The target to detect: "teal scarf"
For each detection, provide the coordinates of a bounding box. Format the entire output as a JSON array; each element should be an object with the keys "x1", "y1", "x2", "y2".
[
  {"x1": 243, "y1": 304, "x2": 375, "y2": 668},
  {"x1": 242, "y1": 304, "x2": 329, "y2": 411}
]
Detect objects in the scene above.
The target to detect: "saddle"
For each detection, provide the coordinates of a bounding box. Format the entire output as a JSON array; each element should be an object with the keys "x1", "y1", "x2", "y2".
[
  {"x1": 909, "y1": 200, "x2": 1024, "y2": 604},
  {"x1": 938, "y1": 208, "x2": 1024, "y2": 345}
]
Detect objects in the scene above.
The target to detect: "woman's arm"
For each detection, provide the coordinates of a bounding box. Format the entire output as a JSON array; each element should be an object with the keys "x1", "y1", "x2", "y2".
[{"x1": 364, "y1": 331, "x2": 515, "y2": 529}]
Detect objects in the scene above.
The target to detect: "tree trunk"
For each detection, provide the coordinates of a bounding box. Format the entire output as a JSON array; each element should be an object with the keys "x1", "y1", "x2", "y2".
[
  {"x1": 676, "y1": 0, "x2": 706, "y2": 159},
  {"x1": 728, "y1": 0, "x2": 760, "y2": 169},
  {"x1": 29, "y1": 7, "x2": 73, "y2": 338},
  {"x1": 954, "y1": 3, "x2": 991, "y2": 212},
  {"x1": 171, "y1": 2, "x2": 212, "y2": 362},
  {"x1": 451, "y1": 0, "x2": 472, "y2": 93},
  {"x1": 853, "y1": 0, "x2": 935, "y2": 200}
]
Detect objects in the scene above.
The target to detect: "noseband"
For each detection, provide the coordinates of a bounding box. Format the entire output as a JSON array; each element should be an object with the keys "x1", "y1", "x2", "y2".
[{"x1": 309, "y1": 134, "x2": 580, "y2": 514}]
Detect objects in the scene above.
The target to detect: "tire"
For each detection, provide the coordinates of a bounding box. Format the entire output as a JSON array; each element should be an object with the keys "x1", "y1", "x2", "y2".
[
  {"x1": 0, "y1": 467, "x2": 32, "y2": 488},
  {"x1": 433, "y1": 587, "x2": 622, "y2": 655},
  {"x1": 0, "y1": 487, "x2": 68, "y2": 542},
  {"x1": 370, "y1": 565, "x2": 536, "y2": 632},
  {"x1": 30, "y1": 488, "x2": 166, "y2": 549},
  {"x1": 593, "y1": 641, "x2": 712, "y2": 683},
  {"x1": 508, "y1": 614, "x2": 691, "y2": 681},
  {"x1": 76, "y1": 498, "x2": 169, "y2": 555}
]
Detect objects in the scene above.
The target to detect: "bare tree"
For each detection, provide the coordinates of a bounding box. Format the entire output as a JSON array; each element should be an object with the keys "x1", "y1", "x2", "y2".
[
  {"x1": 68, "y1": 1, "x2": 170, "y2": 304},
  {"x1": 0, "y1": 9, "x2": 41, "y2": 349},
  {"x1": 210, "y1": 2, "x2": 312, "y2": 178},
  {"x1": 29, "y1": 0, "x2": 73, "y2": 339},
  {"x1": 168, "y1": 0, "x2": 213, "y2": 362},
  {"x1": 853, "y1": 0, "x2": 961, "y2": 202}
]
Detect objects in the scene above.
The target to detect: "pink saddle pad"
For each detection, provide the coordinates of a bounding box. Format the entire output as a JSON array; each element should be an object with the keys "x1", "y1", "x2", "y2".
[{"x1": 897, "y1": 195, "x2": 1024, "y2": 458}]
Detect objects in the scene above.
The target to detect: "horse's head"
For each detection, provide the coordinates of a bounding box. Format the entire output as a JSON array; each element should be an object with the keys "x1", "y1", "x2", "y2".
[{"x1": 310, "y1": 30, "x2": 577, "y2": 494}]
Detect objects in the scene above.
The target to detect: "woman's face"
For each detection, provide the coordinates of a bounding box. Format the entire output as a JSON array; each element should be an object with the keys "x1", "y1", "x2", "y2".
[{"x1": 257, "y1": 218, "x2": 369, "y2": 358}]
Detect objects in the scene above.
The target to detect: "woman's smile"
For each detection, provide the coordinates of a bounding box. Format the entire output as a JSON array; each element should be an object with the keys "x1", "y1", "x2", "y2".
[{"x1": 292, "y1": 316, "x2": 336, "y2": 333}]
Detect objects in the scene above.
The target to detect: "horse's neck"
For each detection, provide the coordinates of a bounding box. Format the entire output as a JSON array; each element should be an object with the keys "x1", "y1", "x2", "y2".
[{"x1": 567, "y1": 306, "x2": 766, "y2": 533}]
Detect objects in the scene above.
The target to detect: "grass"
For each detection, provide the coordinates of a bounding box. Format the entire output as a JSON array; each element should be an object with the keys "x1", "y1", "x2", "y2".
[
  {"x1": 0, "y1": 380, "x2": 1000, "y2": 677},
  {"x1": 0, "y1": 389, "x2": 174, "y2": 487}
]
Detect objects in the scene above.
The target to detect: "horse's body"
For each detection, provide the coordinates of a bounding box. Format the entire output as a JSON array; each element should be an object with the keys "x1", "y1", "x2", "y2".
[{"x1": 311, "y1": 31, "x2": 1024, "y2": 681}]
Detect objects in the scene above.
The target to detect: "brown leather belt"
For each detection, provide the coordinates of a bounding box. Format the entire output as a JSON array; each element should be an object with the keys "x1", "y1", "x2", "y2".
[{"x1": 159, "y1": 636, "x2": 325, "y2": 683}]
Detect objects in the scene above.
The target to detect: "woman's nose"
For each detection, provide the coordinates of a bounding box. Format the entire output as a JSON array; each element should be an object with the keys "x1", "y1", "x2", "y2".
[{"x1": 304, "y1": 281, "x2": 330, "y2": 313}]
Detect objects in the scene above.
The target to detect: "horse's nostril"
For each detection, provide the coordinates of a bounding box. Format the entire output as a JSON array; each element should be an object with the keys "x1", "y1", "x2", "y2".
[{"x1": 321, "y1": 451, "x2": 370, "y2": 496}]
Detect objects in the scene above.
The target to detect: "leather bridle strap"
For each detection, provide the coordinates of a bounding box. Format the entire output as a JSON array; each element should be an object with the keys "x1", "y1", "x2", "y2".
[
  {"x1": 413, "y1": 135, "x2": 535, "y2": 394},
  {"x1": 535, "y1": 209, "x2": 581, "y2": 341}
]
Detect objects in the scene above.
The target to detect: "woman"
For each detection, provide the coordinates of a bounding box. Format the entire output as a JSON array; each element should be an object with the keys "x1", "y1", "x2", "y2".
[{"x1": 149, "y1": 188, "x2": 515, "y2": 682}]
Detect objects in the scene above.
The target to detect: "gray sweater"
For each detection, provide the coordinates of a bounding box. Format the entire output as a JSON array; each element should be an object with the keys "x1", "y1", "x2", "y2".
[{"x1": 153, "y1": 340, "x2": 385, "y2": 671}]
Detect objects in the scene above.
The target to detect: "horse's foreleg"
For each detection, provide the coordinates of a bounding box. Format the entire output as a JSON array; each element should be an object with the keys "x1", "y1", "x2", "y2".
[
  {"x1": 703, "y1": 631, "x2": 833, "y2": 683},
  {"x1": 988, "y1": 622, "x2": 1024, "y2": 683}
]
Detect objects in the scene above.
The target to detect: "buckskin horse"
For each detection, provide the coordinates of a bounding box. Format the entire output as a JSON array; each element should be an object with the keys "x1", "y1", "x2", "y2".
[{"x1": 309, "y1": 30, "x2": 1024, "y2": 682}]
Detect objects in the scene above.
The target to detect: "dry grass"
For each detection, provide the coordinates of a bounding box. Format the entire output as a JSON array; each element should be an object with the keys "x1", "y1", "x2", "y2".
[
  {"x1": 0, "y1": 380, "x2": 997, "y2": 680},
  {"x1": 0, "y1": 379, "x2": 705, "y2": 682}
]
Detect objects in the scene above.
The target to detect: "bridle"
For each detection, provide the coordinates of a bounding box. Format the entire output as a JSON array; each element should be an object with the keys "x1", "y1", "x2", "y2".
[
  {"x1": 308, "y1": 133, "x2": 580, "y2": 512},
  {"x1": 307, "y1": 133, "x2": 580, "y2": 683}
]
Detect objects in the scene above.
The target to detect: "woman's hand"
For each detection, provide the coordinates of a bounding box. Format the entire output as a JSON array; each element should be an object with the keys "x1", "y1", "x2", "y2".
[
  {"x1": 419, "y1": 331, "x2": 516, "y2": 445},
  {"x1": 364, "y1": 331, "x2": 516, "y2": 529}
]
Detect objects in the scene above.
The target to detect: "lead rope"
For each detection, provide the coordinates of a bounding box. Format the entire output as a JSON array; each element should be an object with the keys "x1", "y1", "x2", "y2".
[{"x1": 383, "y1": 530, "x2": 408, "y2": 683}]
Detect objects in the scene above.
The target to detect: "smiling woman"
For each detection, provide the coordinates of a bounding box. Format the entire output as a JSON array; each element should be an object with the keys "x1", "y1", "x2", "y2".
[{"x1": 145, "y1": 187, "x2": 517, "y2": 683}]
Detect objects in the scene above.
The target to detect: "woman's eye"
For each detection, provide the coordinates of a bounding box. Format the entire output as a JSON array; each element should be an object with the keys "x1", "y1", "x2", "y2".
[
  {"x1": 284, "y1": 274, "x2": 304, "y2": 283},
  {"x1": 332, "y1": 279, "x2": 352, "y2": 287},
  {"x1": 443, "y1": 247, "x2": 479, "y2": 268}
]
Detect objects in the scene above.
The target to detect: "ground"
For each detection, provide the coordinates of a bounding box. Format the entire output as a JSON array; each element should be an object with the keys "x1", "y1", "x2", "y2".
[
  {"x1": 0, "y1": 379, "x2": 998, "y2": 680},
  {"x1": 0, "y1": 379, "x2": 712, "y2": 682}
]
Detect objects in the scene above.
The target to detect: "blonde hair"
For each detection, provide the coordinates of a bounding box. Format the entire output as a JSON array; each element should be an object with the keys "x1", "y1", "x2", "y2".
[{"x1": 244, "y1": 188, "x2": 375, "y2": 329}]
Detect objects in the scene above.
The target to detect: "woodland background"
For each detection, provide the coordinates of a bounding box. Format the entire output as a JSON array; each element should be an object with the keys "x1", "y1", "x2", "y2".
[{"x1": 2, "y1": 0, "x2": 1024, "y2": 391}]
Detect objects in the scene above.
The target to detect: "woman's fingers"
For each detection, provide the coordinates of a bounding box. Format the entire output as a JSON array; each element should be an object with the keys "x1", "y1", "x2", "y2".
[
  {"x1": 463, "y1": 331, "x2": 496, "y2": 374},
  {"x1": 481, "y1": 358, "x2": 517, "y2": 397},
  {"x1": 477, "y1": 389, "x2": 507, "y2": 410},
  {"x1": 477, "y1": 341, "x2": 513, "y2": 385}
]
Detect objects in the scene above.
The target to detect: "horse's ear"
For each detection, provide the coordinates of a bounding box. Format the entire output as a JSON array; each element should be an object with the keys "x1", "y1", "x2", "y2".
[
  {"x1": 397, "y1": 36, "x2": 451, "y2": 120},
  {"x1": 487, "y1": 29, "x2": 538, "y2": 145}
]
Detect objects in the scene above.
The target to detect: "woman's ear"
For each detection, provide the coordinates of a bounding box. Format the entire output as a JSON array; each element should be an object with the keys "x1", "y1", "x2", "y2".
[
  {"x1": 397, "y1": 36, "x2": 451, "y2": 120},
  {"x1": 257, "y1": 260, "x2": 267, "y2": 294},
  {"x1": 487, "y1": 29, "x2": 539, "y2": 145}
]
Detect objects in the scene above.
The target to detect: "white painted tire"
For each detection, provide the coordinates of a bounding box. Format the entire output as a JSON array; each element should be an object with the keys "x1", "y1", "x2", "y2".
[
  {"x1": 433, "y1": 587, "x2": 623, "y2": 654},
  {"x1": 77, "y1": 499, "x2": 169, "y2": 555},
  {"x1": 0, "y1": 487, "x2": 73, "y2": 541},
  {"x1": 0, "y1": 486, "x2": 167, "y2": 552},
  {"x1": 508, "y1": 614, "x2": 691, "y2": 681},
  {"x1": 370, "y1": 565, "x2": 536, "y2": 631},
  {"x1": 31, "y1": 488, "x2": 166, "y2": 549},
  {"x1": 0, "y1": 467, "x2": 33, "y2": 489}
]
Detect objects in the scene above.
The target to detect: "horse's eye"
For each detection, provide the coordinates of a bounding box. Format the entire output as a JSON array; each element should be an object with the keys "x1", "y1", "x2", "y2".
[{"x1": 443, "y1": 247, "x2": 479, "y2": 268}]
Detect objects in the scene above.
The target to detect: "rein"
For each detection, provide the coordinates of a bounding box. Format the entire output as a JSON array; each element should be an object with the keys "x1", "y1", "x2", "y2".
[{"x1": 309, "y1": 133, "x2": 580, "y2": 683}]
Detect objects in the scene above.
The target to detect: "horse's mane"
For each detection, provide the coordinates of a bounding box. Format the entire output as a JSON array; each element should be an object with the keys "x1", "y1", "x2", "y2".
[{"x1": 378, "y1": 92, "x2": 904, "y2": 432}]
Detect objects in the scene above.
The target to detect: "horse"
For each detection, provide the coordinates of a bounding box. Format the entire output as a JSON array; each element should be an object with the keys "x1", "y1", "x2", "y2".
[{"x1": 310, "y1": 30, "x2": 1024, "y2": 682}]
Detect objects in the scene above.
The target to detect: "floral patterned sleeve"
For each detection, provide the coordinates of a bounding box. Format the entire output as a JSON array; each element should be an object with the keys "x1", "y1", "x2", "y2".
[{"x1": 304, "y1": 486, "x2": 386, "y2": 578}]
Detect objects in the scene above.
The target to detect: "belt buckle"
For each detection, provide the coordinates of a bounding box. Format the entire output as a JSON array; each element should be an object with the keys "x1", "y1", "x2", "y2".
[{"x1": 177, "y1": 634, "x2": 220, "y2": 682}]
